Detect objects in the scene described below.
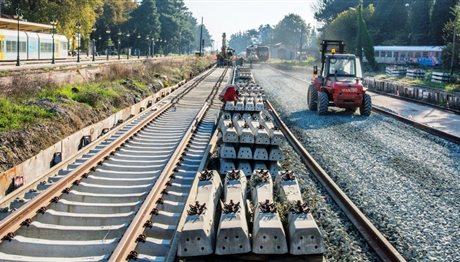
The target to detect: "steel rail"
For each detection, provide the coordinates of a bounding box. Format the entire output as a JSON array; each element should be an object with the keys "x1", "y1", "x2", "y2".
[
  {"x1": 372, "y1": 106, "x2": 460, "y2": 144},
  {"x1": 367, "y1": 89, "x2": 460, "y2": 115},
  {"x1": 263, "y1": 64, "x2": 460, "y2": 144},
  {"x1": 0, "y1": 66, "x2": 217, "y2": 242},
  {"x1": 109, "y1": 67, "x2": 228, "y2": 262},
  {"x1": 266, "y1": 100, "x2": 406, "y2": 262},
  {"x1": 0, "y1": 82, "x2": 186, "y2": 210}
]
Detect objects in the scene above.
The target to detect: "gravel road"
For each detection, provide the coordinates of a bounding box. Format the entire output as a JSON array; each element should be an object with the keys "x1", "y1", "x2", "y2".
[{"x1": 253, "y1": 64, "x2": 460, "y2": 261}]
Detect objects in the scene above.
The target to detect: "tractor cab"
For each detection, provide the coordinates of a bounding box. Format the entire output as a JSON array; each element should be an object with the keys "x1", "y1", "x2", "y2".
[
  {"x1": 308, "y1": 40, "x2": 372, "y2": 116},
  {"x1": 324, "y1": 54, "x2": 362, "y2": 79}
]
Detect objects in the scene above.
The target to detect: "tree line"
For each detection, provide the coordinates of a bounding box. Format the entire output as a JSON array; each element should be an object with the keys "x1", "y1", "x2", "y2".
[
  {"x1": 229, "y1": 0, "x2": 459, "y2": 69},
  {"x1": 1, "y1": 0, "x2": 213, "y2": 55},
  {"x1": 228, "y1": 14, "x2": 318, "y2": 56},
  {"x1": 315, "y1": 0, "x2": 459, "y2": 68}
]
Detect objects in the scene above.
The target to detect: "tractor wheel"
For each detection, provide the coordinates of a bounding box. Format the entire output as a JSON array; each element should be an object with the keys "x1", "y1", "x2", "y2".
[
  {"x1": 317, "y1": 91, "x2": 329, "y2": 115},
  {"x1": 360, "y1": 93, "x2": 372, "y2": 116},
  {"x1": 307, "y1": 85, "x2": 318, "y2": 111}
]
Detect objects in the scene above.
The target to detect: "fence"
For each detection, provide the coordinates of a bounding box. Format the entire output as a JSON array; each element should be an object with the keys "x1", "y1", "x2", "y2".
[{"x1": 364, "y1": 77, "x2": 460, "y2": 111}]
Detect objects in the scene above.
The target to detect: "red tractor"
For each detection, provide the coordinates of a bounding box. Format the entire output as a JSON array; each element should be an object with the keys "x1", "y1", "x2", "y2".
[{"x1": 307, "y1": 40, "x2": 372, "y2": 116}]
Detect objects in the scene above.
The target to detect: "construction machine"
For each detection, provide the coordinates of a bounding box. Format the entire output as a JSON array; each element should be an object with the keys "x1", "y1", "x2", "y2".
[
  {"x1": 217, "y1": 33, "x2": 234, "y2": 67},
  {"x1": 307, "y1": 40, "x2": 372, "y2": 116}
]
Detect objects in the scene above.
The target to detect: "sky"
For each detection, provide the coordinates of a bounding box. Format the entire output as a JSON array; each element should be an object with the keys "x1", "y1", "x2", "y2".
[{"x1": 184, "y1": 0, "x2": 318, "y2": 48}]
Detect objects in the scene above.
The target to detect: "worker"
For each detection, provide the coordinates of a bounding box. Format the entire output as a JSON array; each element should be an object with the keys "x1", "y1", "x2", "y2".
[{"x1": 219, "y1": 84, "x2": 239, "y2": 102}]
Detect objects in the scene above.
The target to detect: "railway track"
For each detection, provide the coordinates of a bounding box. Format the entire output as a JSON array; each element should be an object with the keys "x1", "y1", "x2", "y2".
[
  {"x1": 110, "y1": 67, "x2": 227, "y2": 262},
  {"x1": 0, "y1": 67, "x2": 229, "y2": 261},
  {"x1": 264, "y1": 64, "x2": 459, "y2": 144},
  {"x1": 265, "y1": 101, "x2": 406, "y2": 262},
  {"x1": 0, "y1": 66, "x2": 215, "y2": 214}
]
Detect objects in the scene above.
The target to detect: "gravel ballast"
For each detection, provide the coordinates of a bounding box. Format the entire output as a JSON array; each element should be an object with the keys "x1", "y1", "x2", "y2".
[{"x1": 253, "y1": 64, "x2": 460, "y2": 261}]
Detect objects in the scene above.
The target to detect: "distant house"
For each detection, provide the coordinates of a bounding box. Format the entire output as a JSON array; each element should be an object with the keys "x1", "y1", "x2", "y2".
[{"x1": 270, "y1": 43, "x2": 296, "y2": 60}]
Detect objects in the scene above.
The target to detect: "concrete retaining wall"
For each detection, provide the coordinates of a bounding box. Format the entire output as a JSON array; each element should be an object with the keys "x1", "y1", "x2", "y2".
[
  {"x1": 0, "y1": 58, "x2": 184, "y2": 96},
  {"x1": 0, "y1": 85, "x2": 177, "y2": 198},
  {"x1": 364, "y1": 77, "x2": 460, "y2": 110}
]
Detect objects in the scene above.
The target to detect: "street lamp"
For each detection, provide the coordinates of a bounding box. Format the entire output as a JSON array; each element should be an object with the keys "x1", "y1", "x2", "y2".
[
  {"x1": 179, "y1": 32, "x2": 182, "y2": 54},
  {"x1": 117, "y1": 30, "x2": 122, "y2": 60},
  {"x1": 126, "y1": 33, "x2": 130, "y2": 60},
  {"x1": 76, "y1": 21, "x2": 81, "y2": 63},
  {"x1": 13, "y1": 6, "x2": 23, "y2": 66},
  {"x1": 137, "y1": 34, "x2": 141, "y2": 59},
  {"x1": 405, "y1": 3, "x2": 411, "y2": 45},
  {"x1": 146, "y1": 36, "x2": 150, "y2": 58},
  {"x1": 51, "y1": 17, "x2": 57, "y2": 64},
  {"x1": 105, "y1": 27, "x2": 111, "y2": 61},
  {"x1": 91, "y1": 26, "x2": 96, "y2": 61}
]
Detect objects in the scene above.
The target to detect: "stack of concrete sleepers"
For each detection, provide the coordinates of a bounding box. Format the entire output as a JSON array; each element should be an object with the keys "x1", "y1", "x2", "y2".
[
  {"x1": 219, "y1": 67, "x2": 284, "y2": 178},
  {"x1": 219, "y1": 111, "x2": 284, "y2": 177}
]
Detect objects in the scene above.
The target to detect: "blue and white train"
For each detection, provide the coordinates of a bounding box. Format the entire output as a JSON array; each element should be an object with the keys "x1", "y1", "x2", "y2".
[
  {"x1": 372, "y1": 46, "x2": 444, "y2": 66},
  {"x1": 0, "y1": 28, "x2": 68, "y2": 61}
]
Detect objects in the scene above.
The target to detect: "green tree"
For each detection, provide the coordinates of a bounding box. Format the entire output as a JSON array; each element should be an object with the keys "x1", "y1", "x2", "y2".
[
  {"x1": 194, "y1": 21, "x2": 212, "y2": 52},
  {"x1": 408, "y1": 0, "x2": 434, "y2": 45},
  {"x1": 4, "y1": 0, "x2": 103, "y2": 49},
  {"x1": 322, "y1": 4, "x2": 375, "y2": 66},
  {"x1": 442, "y1": 4, "x2": 460, "y2": 70},
  {"x1": 430, "y1": 0, "x2": 457, "y2": 45},
  {"x1": 155, "y1": 0, "x2": 180, "y2": 54},
  {"x1": 357, "y1": 1, "x2": 377, "y2": 70},
  {"x1": 369, "y1": 0, "x2": 407, "y2": 45},
  {"x1": 229, "y1": 31, "x2": 252, "y2": 54},
  {"x1": 313, "y1": 0, "x2": 377, "y2": 22},
  {"x1": 258, "y1": 24, "x2": 274, "y2": 45},
  {"x1": 272, "y1": 14, "x2": 309, "y2": 52},
  {"x1": 125, "y1": 0, "x2": 160, "y2": 54}
]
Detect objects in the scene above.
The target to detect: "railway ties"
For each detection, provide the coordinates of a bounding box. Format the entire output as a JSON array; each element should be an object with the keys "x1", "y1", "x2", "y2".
[
  {"x1": 109, "y1": 67, "x2": 229, "y2": 262},
  {"x1": 0, "y1": 67, "x2": 229, "y2": 262}
]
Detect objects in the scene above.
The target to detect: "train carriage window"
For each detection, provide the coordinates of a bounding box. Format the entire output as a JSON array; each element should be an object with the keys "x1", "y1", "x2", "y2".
[
  {"x1": 20, "y1": 42, "x2": 27, "y2": 52},
  {"x1": 422, "y1": 52, "x2": 428, "y2": 58},
  {"x1": 415, "y1": 52, "x2": 421, "y2": 58},
  {"x1": 6, "y1": 41, "x2": 16, "y2": 52},
  {"x1": 400, "y1": 52, "x2": 406, "y2": 58},
  {"x1": 0, "y1": 40, "x2": 3, "y2": 51},
  {"x1": 394, "y1": 52, "x2": 399, "y2": 58},
  {"x1": 40, "y1": 42, "x2": 53, "y2": 52},
  {"x1": 374, "y1": 51, "x2": 380, "y2": 57}
]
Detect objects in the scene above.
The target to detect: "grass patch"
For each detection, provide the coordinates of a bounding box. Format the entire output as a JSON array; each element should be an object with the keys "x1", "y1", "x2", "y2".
[
  {"x1": 0, "y1": 56, "x2": 214, "y2": 132},
  {"x1": 0, "y1": 98, "x2": 54, "y2": 132},
  {"x1": 39, "y1": 82, "x2": 123, "y2": 108}
]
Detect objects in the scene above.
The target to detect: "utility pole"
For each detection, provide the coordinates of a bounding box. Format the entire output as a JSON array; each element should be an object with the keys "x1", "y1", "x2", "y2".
[
  {"x1": 299, "y1": 27, "x2": 303, "y2": 62},
  {"x1": 199, "y1": 17, "x2": 203, "y2": 56},
  {"x1": 451, "y1": 25, "x2": 456, "y2": 76}
]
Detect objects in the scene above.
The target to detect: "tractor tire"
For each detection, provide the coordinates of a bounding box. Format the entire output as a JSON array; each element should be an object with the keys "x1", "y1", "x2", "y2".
[
  {"x1": 317, "y1": 91, "x2": 329, "y2": 115},
  {"x1": 360, "y1": 93, "x2": 372, "y2": 116},
  {"x1": 307, "y1": 85, "x2": 318, "y2": 111}
]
